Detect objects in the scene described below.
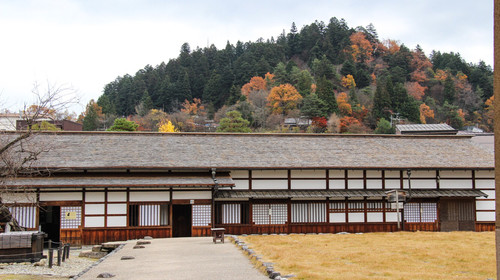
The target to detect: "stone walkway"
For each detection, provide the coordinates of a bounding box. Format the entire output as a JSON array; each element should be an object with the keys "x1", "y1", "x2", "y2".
[{"x1": 77, "y1": 237, "x2": 269, "y2": 280}]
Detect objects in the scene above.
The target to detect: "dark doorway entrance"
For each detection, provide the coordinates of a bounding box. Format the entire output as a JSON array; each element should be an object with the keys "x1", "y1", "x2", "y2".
[
  {"x1": 39, "y1": 206, "x2": 60, "y2": 243},
  {"x1": 440, "y1": 199, "x2": 475, "y2": 231},
  {"x1": 173, "y1": 205, "x2": 192, "y2": 237}
]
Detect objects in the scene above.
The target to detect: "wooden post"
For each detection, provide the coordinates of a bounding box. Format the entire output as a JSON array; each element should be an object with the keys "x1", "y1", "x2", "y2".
[
  {"x1": 57, "y1": 247, "x2": 62, "y2": 266},
  {"x1": 62, "y1": 245, "x2": 66, "y2": 262},
  {"x1": 65, "y1": 243, "x2": 70, "y2": 259},
  {"x1": 494, "y1": 0, "x2": 500, "y2": 277},
  {"x1": 48, "y1": 248, "x2": 53, "y2": 268}
]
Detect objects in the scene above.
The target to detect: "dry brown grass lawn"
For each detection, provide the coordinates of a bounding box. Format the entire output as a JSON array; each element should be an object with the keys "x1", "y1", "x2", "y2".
[{"x1": 240, "y1": 231, "x2": 495, "y2": 280}]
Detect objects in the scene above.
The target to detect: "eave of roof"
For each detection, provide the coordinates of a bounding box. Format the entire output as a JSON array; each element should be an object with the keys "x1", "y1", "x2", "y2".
[
  {"x1": 3, "y1": 173, "x2": 234, "y2": 188},
  {"x1": 215, "y1": 189, "x2": 488, "y2": 199}
]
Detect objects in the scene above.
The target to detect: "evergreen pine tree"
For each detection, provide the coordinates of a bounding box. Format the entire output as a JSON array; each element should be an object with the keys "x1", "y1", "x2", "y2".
[{"x1": 316, "y1": 76, "x2": 339, "y2": 115}]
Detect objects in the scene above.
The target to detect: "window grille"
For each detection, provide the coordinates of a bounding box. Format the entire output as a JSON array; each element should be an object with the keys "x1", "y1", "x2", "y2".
[
  {"x1": 60, "y1": 206, "x2": 81, "y2": 229},
  {"x1": 8, "y1": 206, "x2": 36, "y2": 229},
  {"x1": 366, "y1": 201, "x2": 384, "y2": 211},
  {"x1": 385, "y1": 202, "x2": 397, "y2": 212},
  {"x1": 222, "y1": 204, "x2": 241, "y2": 224},
  {"x1": 292, "y1": 203, "x2": 326, "y2": 223},
  {"x1": 348, "y1": 201, "x2": 364, "y2": 212},
  {"x1": 129, "y1": 204, "x2": 169, "y2": 227},
  {"x1": 329, "y1": 201, "x2": 346, "y2": 213},
  {"x1": 252, "y1": 204, "x2": 287, "y2": 225},
  {"x1": 404, "y1": 202, "x2": 437, "y2": 223},
  {"x1": 192, "y1": 205, "x2": 211, "y2": 226}
]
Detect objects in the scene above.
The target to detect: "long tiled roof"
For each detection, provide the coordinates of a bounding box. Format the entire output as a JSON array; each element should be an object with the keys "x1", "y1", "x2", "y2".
[
  {"x1": 1, "y1": 131, "x2": 493, "y2": 170},
  {"x1": 3, "y1": 173, "x2": 234, "y2": 188},
  {"x1": 215, "y1": 189, "x2": 488, "y2": 199}
]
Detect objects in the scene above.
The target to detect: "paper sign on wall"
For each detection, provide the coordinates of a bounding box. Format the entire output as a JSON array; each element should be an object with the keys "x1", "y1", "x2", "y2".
[{"x1": 65, "y1": 211, "x2": 77, "y2": 220}]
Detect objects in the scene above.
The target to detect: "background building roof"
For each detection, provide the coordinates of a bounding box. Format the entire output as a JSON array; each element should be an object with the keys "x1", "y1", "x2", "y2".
[
  {"x1": 2, "y1": 132, "x2": 493, "y2": 170},
  {"x1": 396, "y1": 124, "x2": 458, "y2": 135}
]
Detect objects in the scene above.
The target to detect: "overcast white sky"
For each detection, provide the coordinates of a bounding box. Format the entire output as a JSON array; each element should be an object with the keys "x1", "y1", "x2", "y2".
[{"x1": 0, "y1": 0, "x2": 493, "y2": 115}]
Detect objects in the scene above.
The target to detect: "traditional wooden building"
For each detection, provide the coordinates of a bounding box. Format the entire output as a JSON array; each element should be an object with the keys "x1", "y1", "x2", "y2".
[{"x1": 0, "y1": 132, "x2": 495, "y2": 245}]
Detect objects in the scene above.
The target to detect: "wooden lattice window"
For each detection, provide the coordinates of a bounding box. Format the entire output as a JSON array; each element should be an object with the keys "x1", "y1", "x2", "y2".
[
  {"x1": 222, "y1": 204, "x2": 240, "y2": 224},
  {"x1": 192, "y1": 205, "x2": 211, "y2": 226},
  {"x1": 129, "y1": 204, "x2": 169, "y2": 227},
  {"x1": 366, "y1": 201, "x2": 384, "y2": 212},
  {"x1": 348, "y1": 201, "x2": 364, "y2": 212},
  {"x1": 252, "y1": 204, "x2": 287, "y2": 225},
  {"x1": 60, "y1": 206, "x2": 82, "y2": 229},
  {"x1": 8, "y1": 206, "x2": 36, "y2": 229},
  {"x1": 291, "y1": 202, "x2": 326, "y2": 223},
  {"x1": 404, "y1": 202, "x2": 437, "y2": 223},
  {"x1": 329, "y1": 201, "x2": 346, "y2": 213}
]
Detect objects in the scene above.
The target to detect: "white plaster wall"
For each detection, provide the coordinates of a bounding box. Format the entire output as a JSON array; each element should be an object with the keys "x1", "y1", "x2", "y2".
[
  {"x1": 107, "y1": 204, "x2": 127, "y2": 215},
  {"x1": 252, "y1": 180, "x2": 288, "y2": 190},
  {"x1": 252, "y1": 170, "x2": 287, "y2": 178},
  {"x1": 348, "y1": 213, "x2": 364, "y2": 222},
  {"x1": 85, "y1": 192, "x2": 105, "y2": 202},
  {"x1": 108, "y1": 192, "x2": 127, "y2": 202},
  {"x1": 40, "y1": 192, "x2": 82, "y2": 201},
  {"x1": 385, "y1": 212, "x2": 401, "y2": 222},
  {"x1": 366, "y1": 180, "x2": 382, "y2": 189},
  {"x1": 367, "y1": 212, "x2": 383, "y2": 222},
  {"x1": 85, "y1": 216, "x2": 104, "y2": 227},
  {"x1": 385, "y1": 180, "x2": 400, "y2": 189},
  {"x1": 439, "y1": 170, "x2": 471, "y2": 178},
  {"x1": 410, "y1": 170, "x2": 435, "y2": 178},
  {"x1": 348, "y1": 180, "x2": 364, "y2": 189},
  {"x1": 107, "y1": 216, "x2": 127, "y2": 227},
  {"x1": 172, "y1": 191, "x2": 211, "y2": 200},
  {"x1": 130, "y1": 191, "x2": 170, "y2": 202},
  {"x1": 439, "y1": 179, "x2": 473, "y2": 189},
  {"x1": 478, "y1": 190, "x2": 495, "y2": 200},
  {"x1": 385, "y1": 170, "x2": 401, "y2": 178},
  {"x1": 476, "y1": 211, "x2": 495, "y2": 222},
  {"x1": 233, "y1": 180, "x2": 249, "y2": 190},
  {"x1": 348, "y1": 170, "x2": 363, "y2": 178},
  {"x1": 329, "y1": 170, "x2": 344, "y2": 178},
  {"x1": 85, "y1": 204, "x2": 105, "y2": 215},
  {"x1": 475, "y1": 170, "x2": 495, "y2": 178},
  {"x1": 291, "y1": 180, "x2": 326, "y2": 189},
  {"x1": 476, "y1": 200, "x2": 496, "y2": 211},
  {"x1": 329, "y1": 213, "x2": 346, "y2": 223},
  {"x1": 230, "y1": 170, "x2": 249, "y2": 178},
  {"x1": 2, "y1": 193, "x2": 37, "y2": 204},
  {"x1": 291, "y1": 170, "x2": 325, "y2": 178},
  {"x1": 403, "y1": 180, "x2": 436, "y2": 189},
  {"x1": 329, "y1": 180, "x2": 345, "y2": 189},
  {"x1": 366, "y1": 170, "x2": 381, "y2": 178},
  {"x1": 476, "y1": 180, "x2": 495, "y2": 189}
]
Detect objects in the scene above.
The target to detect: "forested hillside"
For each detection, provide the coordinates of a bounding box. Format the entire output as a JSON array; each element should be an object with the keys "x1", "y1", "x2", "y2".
[{"x1": 80, "y1": 17, "x2": 494, "y2": 133}]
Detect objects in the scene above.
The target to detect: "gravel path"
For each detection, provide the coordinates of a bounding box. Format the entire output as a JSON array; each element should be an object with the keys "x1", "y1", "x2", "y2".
[{"x1": 0, "y1": 247, "x2": 98, "y2": 278}]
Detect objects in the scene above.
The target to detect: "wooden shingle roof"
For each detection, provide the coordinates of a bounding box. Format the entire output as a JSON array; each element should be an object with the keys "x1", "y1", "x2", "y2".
[{"x1": 1, "y1": 131, "x2": 493, "y2": 170}]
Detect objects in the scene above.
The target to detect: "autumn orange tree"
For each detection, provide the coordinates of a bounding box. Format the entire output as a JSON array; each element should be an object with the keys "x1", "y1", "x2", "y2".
[
  {"x1": 405, "y1": 82, "x2": 426, "y2": 100},
  {"x1": 347, "y1": 32, "x2": 374, "y2": 63},
  {"x1": 181, "y1": 98, "x2": 205, "y2": 116},
  {"x1": 267, "y1": 84, "x2": 303, "y2": 115},
  {"x1": 419, "y1": 103, "x2": 434, "y2": 124},
  {"x1": 336, "y1": 92, "x2": 352, "y2": 116},
  {"x1": 341, "y1": 75, "x2": 356, "y2": 89},
  {"x1": 241, "y1": 76, "x2": 267, "y2": 97}
]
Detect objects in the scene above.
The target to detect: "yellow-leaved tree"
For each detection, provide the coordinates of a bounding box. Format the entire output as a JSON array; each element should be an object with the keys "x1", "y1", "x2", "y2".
[
  {"x1": 267, "y1": 84, "x2": 302, "y2": 115},
  {"x1": 158, "y1": 120, "x2": 178, "y2": 132}
]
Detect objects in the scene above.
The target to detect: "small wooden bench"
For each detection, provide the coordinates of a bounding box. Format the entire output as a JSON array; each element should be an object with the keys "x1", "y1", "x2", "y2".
[{"x1": 211, "y1": 228, "x2": 225, "y2": 244}]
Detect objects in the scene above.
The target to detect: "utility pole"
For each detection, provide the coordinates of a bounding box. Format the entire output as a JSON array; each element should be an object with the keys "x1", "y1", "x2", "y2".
[{"x1": 494, "y1": 1, "x2": 500, "y2": 278}]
